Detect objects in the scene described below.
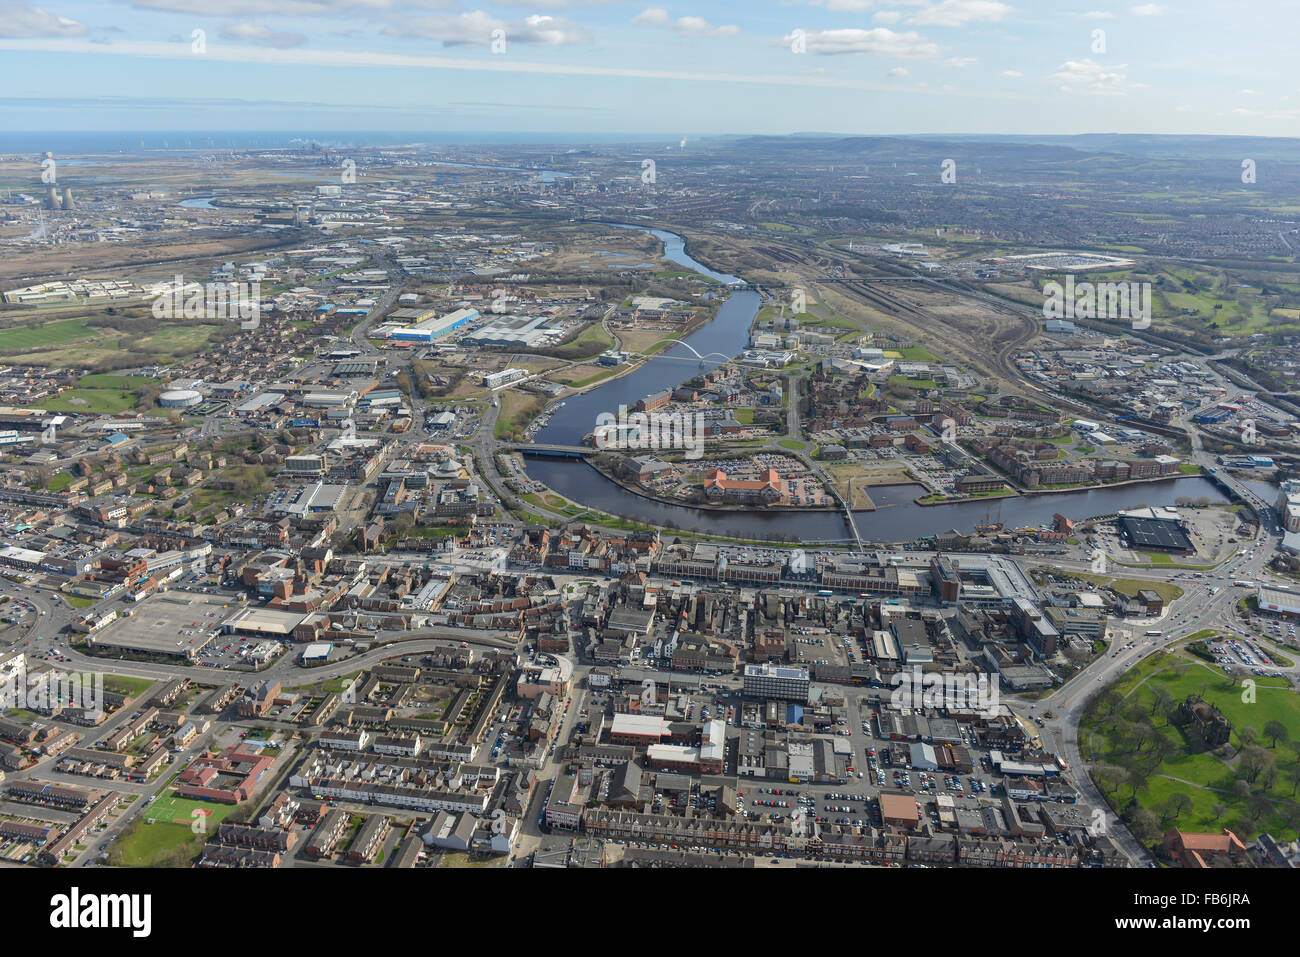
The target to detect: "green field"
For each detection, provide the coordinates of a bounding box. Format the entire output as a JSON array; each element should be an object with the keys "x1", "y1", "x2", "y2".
[
  {"x1": 1065, "y1": 573, "x2": 1185, "y2": 604},
  {"x1": 109, "y1": 795, "x2": 238, "y2": 867},
  {"x1": 898, "y1": 345, "x2": 941, "y2": 362},
  {"x1": 1107, "y1": 578, "x2": 1184, "y2": 603},
  {"x1": 102, "y1": 675, "x2": 155, "y2": 697},
  {"x1": 1082, "y1": 650, "x2": 1300, "y2": 846},
  {"x1": 147, "y1": 793, "x2": 238, "y2": 829},
  {"x1": 543, "y1": 322, "x2": 614, "y2": 361},
  {"x1": 568, "y1": 368, "x2": 618, "y2": 389},
  {"x1": 889, "y1": 376, "x2": 940, "y2": 390},
  {"x1": 0, "y1": 319, "x2": 97, "y2": 351},
  {"x1": 43, "y1": 388, "x2": 143, "y2": 414},
  {"x1": 77, "y1": 374, "x2": 160, "y2": 390},
  {"x1": 0, "y1": 316, "x2": 226, "y2": 371}
]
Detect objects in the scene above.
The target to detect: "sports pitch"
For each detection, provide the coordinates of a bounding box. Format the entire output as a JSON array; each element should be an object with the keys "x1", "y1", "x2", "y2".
[{"x1": 148, "y1": 793, "x2": 236, "y2": 829}]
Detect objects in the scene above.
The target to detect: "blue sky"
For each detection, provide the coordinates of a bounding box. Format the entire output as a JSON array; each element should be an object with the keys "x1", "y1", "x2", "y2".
[{"x1": 0, "y1": 0, "x2": 1296, "y2": 137}]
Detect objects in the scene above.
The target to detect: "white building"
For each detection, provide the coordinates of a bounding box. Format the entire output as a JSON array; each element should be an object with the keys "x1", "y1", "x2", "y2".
[
  {"x1": 1277, "y1": 479, "x2": 1300, "y2": 534},
  {"x1": 1258, "y1": 584, "x2": 1300, "y2": 618}
]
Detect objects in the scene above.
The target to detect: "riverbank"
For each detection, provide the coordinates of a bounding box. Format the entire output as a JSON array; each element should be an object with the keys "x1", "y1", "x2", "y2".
[
  {"x1": 913, "y1": 470, "x2": 1208, "y2": 507},
  {"x1": 597, "y1": 220, "x2": 743, "y2": 287},
  {"x1": 546, "y1": 311, "x2": 719, "y2": 411},
  {"x1": 522, "y1": 224, "x2": 1235, "y2": 543},
  {"x1": 526, "y1": 453, "x2": 1232, "y2": 543},
  {"x1": 586, "y1": 457, "x2": 849, "y2": 514}
]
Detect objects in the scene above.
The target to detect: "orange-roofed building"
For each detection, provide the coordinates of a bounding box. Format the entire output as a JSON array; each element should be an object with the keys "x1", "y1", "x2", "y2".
[
  {"x1": 880, "y1": 792, "x2": 921, "y2": 830},
  {"x1": 703, "y1": 468, "x2": 784, "y2": 505},
  {"x1": 1163, "y1": 828, "x2": 1246, "y2": 868}
]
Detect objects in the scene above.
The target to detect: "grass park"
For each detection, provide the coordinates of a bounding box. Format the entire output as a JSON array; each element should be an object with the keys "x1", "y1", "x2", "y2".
[
  {"x1": 0, "y1": 314, "x2": 226, "y2": 370},
  {"x1": 0, "y1": 318, "x2": 98, "y2": 350},
  {"x1": 43, "y1": 373, "x2": 160, "y2": 414},
  {"x1": 109, "y1": 793, "x2": 239, "y2": 867},
  {"x1": 1081, "y1": 648, "x2": 1300, "y2": 854}
]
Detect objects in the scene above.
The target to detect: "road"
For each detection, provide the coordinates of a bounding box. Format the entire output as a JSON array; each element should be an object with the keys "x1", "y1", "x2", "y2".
[{"x1": 1009, "y1": 511, "x2": 1286, "y2": 865}]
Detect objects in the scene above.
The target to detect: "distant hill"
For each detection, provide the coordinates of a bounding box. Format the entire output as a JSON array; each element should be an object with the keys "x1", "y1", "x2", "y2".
[{"x1": 708, "y1": 131, "x2": 1300, "y2": 162}]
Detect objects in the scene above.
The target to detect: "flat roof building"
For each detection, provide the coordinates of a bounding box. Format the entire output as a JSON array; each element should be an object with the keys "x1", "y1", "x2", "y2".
[
  {"x1": 223, "y1": 606, "x2": 306, "y2": 638},
  {"x1": 88, "y1": 592, "x2": 226, "y2": 660},
  {"x1": 1118, "y1": 514, "x2": 1195, "y2": 553},
  {"x1": 743, "y1": 663, "x2": 810, "y2": 704},
  {"x1": 1258, "y1": 585, "x2": 1300, "y2": 617}
]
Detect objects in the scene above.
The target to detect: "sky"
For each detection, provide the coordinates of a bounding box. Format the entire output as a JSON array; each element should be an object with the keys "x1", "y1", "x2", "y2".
[{"x1": 0, "y1": 0, "x2": 1297, "y2": 138}]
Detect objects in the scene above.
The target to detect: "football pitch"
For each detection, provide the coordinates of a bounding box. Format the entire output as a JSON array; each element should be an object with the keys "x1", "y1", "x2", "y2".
[{"x1": 148, "y1": 793, "x2": 236, "y2": 828}]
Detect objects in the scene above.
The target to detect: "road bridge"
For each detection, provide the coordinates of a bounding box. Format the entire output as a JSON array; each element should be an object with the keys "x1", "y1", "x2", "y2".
[{"x1": 501, "y1": 442, "x2": 591, "y2": 458}]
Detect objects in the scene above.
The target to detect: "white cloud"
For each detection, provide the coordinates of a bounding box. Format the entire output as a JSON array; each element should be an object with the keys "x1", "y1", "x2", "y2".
[
  {"x1": 945, "y1": 55, "x2": 977, "y2": 67},
  {"x1": 123, "y1": 0, "x2": 457, "y2": 14},
  {"x1": 1239, "y1": 88, "x2": 1259, "y2": 95},
  {"x1": 633, "y1": 9, "x2": 739, "y2": 38},
  {"x1": 383, "y1": 11, "x2": 590, "y2": 46},
  {"x1": 1, "y1": 34, "x2": 964, "y2": 92},
  {"x1": 493, "y1": 0, "x2": 615, "y2": 6},
  {"x1": 909, "y1": 0, "x2": 1012, "y2": 27},
  {"x1": 1001, "y1": 68, "x2": 1022, "y2": 77},
  {"x1": 1130, "y1": 3, "x2": 1164, "y2": 14},
  {"x1": 1232, "y1": 107, "x2": 1300, "y2": 120},
  {"x1": 874, "y1": 10, "x2": 902, "y2": 23},
  {"x1": 673, "y1": 15, "x2": 739, "y2": 38},
  {"x1": 812, "y1": 0, "x2": 875, "y2": 10},
  {"x1": 888, "y1": 66, "x2": 908, "y2": 76},
  {"x1": 1049, "y1": 57, "x2": 1128, "y2": 94},
  {"x1": 1080, "y1": 10, "x2": 1115, "y2": 18},
  {"x1": 219, "y1": 21, "x2": 307, "y2": 48},
  {"x1": 0, "y1": 0, "x2": 86, "y2": 37},
  {"x1": 780, "y1": 27, "x2": 941, "y2": 57},
  {"x1": 631, "y1": 7, "x2": 670, "y2": 26}
]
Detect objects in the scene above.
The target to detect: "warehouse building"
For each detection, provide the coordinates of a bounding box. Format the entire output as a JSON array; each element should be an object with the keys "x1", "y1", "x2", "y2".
[
  {"x1": 1117, "y1": 511, "x2": 1195, "y2": 554},
  {"x1": 391, "y1": 307, "x2": 478, "y2": 343},
  {"x1": 1257, "y1": 585, "x2": 1300, "y2": 618}
]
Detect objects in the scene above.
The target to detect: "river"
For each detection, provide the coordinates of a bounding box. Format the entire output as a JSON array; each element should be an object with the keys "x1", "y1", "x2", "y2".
[{"x1": 525, "y1": 224, "x2": 1234, "y2": 542}]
